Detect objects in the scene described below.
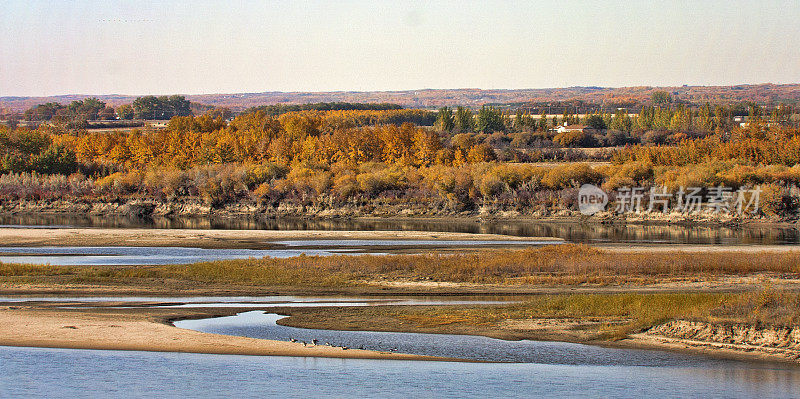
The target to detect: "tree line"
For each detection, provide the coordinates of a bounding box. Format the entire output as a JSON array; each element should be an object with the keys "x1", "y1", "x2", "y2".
[{"x1": 2, "y1": 100, "x2": 800, "y2": 216}]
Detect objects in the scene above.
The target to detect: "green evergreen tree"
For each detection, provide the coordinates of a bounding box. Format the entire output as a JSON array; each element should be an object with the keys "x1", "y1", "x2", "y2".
[
  {"x1": 435, "y1": 107, "x2": 455, "y2": 132},
  {"x1": 476, "y1": 106, "x2": 504, "y2": 133},
  {"x1": 454, "y1": 106, "x2": 475, "y2": 132},
  {"x1": 537, "y1": 111, "x2": 548, "y2": 132}
]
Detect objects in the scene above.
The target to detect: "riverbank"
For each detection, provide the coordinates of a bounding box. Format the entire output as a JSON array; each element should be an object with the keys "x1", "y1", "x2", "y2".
[
  {"x1": 0, "y1": 227, "x2": 558, "y2": 249},
  {"x1": 0, "y1": 306, "x2": 450, "y2": 361},
  {"x1": 620, "y1": 320, "x2": 800, "y2": 363},
  {"x1": 1, "y1": 301, "x2": 798, "y2": 365},
  {"x1": 267, "y1": 298, "x2": 800, "y2": 364},
  {"x1": 1, "y1": 199, "x2": 797, "y2": 227}
]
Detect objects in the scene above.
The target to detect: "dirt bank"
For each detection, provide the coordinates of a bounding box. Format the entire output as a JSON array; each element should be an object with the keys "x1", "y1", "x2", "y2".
[{"x1": 625, "y1": 320, "x2": 800, "y2": 362}]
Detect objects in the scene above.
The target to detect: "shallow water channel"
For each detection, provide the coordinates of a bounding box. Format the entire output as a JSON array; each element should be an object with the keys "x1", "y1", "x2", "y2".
[
  {"x1": 173, "y1": 310, "x2": 785, "y2": 366},
  {"x1": 0, "y1": 238, "x2": 556, "y2": 266}
]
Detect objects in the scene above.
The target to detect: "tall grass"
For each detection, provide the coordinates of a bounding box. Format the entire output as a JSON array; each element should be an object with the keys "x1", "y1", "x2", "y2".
[
  {"x1": 1, "y1": 244, "x2": 798, "y2": 287},
  {"x1": 712, "y1": 288, "x2": 800, "y2": 326},
  {"x1": 392, "y1": 292, "x2": 728, "y2": 338},
  {"x1": 282, "y1": 291, "x2": 800, "y2": 340}
]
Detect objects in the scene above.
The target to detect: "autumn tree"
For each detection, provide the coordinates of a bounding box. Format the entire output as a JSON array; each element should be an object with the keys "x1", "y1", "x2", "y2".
[
  {"x1": 466, "y1": 143, "x2": 496, "y2": 163},
  {"x1": 610, "y1": 109, "x2": 632, "y2": 132},
  {"x1": 116, "y1": 104, "x2": 135, "y2": 120},
  {"x1": 412, "y1": 129, "x2": 443, "y2": 166},
  {"x1": 67, "y1": 98, "x2": 106, "y2": 121},
  {"x1": 23, "y1": 103, "x2": 65, "y2": 121}
]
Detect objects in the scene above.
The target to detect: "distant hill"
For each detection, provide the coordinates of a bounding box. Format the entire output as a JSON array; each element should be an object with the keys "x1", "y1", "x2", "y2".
[{"x1": 2, "y1": 84, "x2": 800, "y2": 113}]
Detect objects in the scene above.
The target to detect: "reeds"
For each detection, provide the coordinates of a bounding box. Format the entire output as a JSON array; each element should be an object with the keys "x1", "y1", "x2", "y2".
[{"x1": 2, "y1": 244, "x2": 798, "y2": 287}]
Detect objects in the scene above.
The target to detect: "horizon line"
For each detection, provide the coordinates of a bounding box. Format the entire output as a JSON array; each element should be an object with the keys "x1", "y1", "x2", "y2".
[{"x1": 4, "y1": 82, "x2": 800, "y2": 99}]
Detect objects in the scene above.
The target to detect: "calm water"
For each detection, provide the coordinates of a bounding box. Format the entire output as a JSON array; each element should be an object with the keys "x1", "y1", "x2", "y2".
[
  {"x1": 0, "y1": 236, "x2": 559, "y2": 265},
  {"x1": 2, "y1": 346, "x2": 798, "y2": 398},
  {"x1": 0, "y1": 295, "x2": 517, "y2": 308},
  {"x1": 1, "y1": 304, "x2": 798, "y2": 397},
  {"x1": 174, "y1": 311, "x2": 782, "y2": 366},
  {"x1": 1, "y1": 213, "x2": 798, "y2": 245},
  {"x1": 0, "y1": 246, "x2": 355, "y2": 266}
]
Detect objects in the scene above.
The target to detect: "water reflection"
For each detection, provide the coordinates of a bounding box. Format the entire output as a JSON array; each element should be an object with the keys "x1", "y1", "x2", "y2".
[
  {"x1": 690, "y1": 366, "x2": 800, "y2": 396},
  {"x1": 0, "y1": 214, "x2": 797, "y2": 245}
]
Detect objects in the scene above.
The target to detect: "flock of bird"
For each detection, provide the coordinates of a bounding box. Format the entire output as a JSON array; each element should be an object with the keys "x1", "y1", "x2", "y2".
[{"x1": 289, "y1": 337, "x2": 398, "y2": 352}]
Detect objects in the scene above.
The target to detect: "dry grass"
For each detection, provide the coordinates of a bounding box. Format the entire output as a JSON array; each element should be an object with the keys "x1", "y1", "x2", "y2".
[
  {"x1": 394, "y1": 293, "x2": 727, "y2": 339},
  {"x1": 282, "y1": 290, "x2": 800, "y2": 341},
  {"x1": 1, "y1": 244, "x2": 799, "y2": 288},
  {"x1": 712, "y1": 288, "x2": 800, "y2": 326},
  {"x1": 3, "y1": 247, "x2": 799, "y2": 340}
]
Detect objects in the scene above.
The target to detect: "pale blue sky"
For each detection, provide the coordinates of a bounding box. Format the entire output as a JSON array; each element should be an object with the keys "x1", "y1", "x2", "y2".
[{"x1": 2, "y1": 0, "x2": 799, "y2": 96}]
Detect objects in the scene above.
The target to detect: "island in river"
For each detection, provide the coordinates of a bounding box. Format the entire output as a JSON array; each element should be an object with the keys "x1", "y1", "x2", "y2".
[{"x1": 0, "y1": 226, "x2": 798, "y2": 364}]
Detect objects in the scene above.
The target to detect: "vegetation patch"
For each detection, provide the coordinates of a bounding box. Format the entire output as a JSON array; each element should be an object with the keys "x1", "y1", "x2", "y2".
[{"x1": 2, "y1": 244, "x2": 798, "y2": 289}]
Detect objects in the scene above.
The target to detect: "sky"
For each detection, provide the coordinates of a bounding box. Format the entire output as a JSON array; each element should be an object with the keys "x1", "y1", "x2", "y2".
[{"x1": 2, "y1": 0, "x2": 800, "y2": 96}]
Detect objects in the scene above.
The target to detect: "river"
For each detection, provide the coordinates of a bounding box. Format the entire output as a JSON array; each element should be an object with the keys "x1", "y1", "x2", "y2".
[
  {"x1": 1, "y1": 216, "x2": 799, "y2": 397},
  {"x1": 2, "y1": 337, "x2": 798, "y2": 398},
  {"x1": 1, "y1": 214, "x2": 798, "y2": 245},
  {"x1": 2, "y1": 297, "x2": 799, "y2": 398}
]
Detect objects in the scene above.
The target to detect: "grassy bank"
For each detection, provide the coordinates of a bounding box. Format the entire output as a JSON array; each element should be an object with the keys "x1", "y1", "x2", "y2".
[
  {"x1": 276, "y1": 290, "x2": 800, "y2": 341},
  {"x1": 2, "y1": 245, "x2": 799, "y2": 291}
]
